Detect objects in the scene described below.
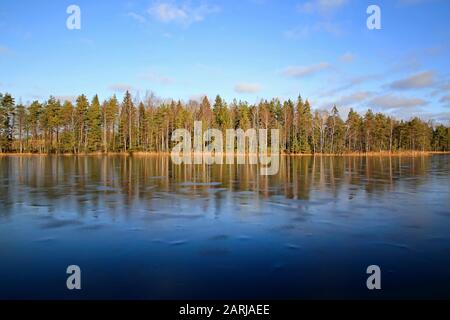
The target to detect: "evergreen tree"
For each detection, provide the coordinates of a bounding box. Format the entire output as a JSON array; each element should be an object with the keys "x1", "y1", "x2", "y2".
[
  {"x1": 198, "y1": 96, "x2": 213, "y2": 128},
  {"x1": 433, "y1": 124, "x2": 449, "y2": 151},
  {"x1": 87, "y1": 95, "x2": 102, "y2": 151},
  {"x1": 364, "y1": 109, "x2": 375, "y2": 152},
  {"x1": 137, "y1": 102, "x2": 146, "y2": 150},
  {"x1": 75, "y1": 95, "x2": 89, "y2": 153},
  {"x1": 297, "y1": 98, "x2": 313, "y2": 153},
  {"x1": 236, "y1": 101, "x2": 251, "y2": 131},
  {"x1": 282, "y1": 100, "x2": 294, "y2": 152},
  {"x1": 60, "y1": 101, "x2": 76, "y2": 153},
  {"x1": 213, "y1": 95, "x2": 231, "y2": 131},
  {"x1": 105, "y1": 95, "x2": 119, "y2": 152},
  {"x1": 119, "y1": 91, "x2": 135, "y2": 151},
  {"x1": 0, "y1": 93, "x2": 15, "y2": 152},
  {"x1": 346, "y1": 109, "x2": 363, "y2": 152},
  {"x1": 27, "y1": 100, "x2": 43, "y2": 152},
  {"x1": 43, "y1": 97, "x2": 62, "y2": 152},
  {"x1": 15, "y1": 104, "x2": 27, "y2": 153},
  {"x1": 0, "y1": 92, "x2": 448, "y2": 154}
]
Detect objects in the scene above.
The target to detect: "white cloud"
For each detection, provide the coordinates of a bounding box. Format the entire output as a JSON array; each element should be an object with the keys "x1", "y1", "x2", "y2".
[
  {"x1": 139, "y1": 71, "x2": 174, "y2": 85},
  {"x1": 419, "y1": 111, "x2": 450, "y2": 125},
  {"x1": 369, "y1": 94, "x2": 428, "y2": 110},
  {"x1": 234, "y1": 83, "x2": 262, "y2": 94},
  {"x1": 389, "y1": 71, "x2": 436, "y2": 90},
  {"x1": 440, "y1": 94, "x2": 450, "y2": 103},
  {"x1": 109, "y1": 84, "x2": 135, "y2": 93},
  {"x1": 150, "y1": 3, "x2": 187, "y2": 23},
  {"x1": 127, "y1": 12, "x2": 147, "y2": 24},
  {"x1": 431, "y1": 82, "x2": 450, "y2": 97},
  {"x1": 297, "y1": 0, "x2": 349, "y2": 15},
  {"x1": 320, "y1": 74, "x2": 382, "y2": 97},
  {"x1": 148, "y1": 2, "x2": 220, "y2": 26},
  {"x1": 442, "y1": 83, "x2": 450, "y2": 91},
  {"x1": 335, "y1": 91, "x2": 373, "y2": 106},
  {"x1": 282, "y1": 62, "x2": 331, "y2": 78}
]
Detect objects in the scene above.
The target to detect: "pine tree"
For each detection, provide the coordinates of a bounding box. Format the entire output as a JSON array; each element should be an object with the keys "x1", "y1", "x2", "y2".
[
  {"x1": 60, "y1": 101, "x2": 76, "y2": 153},
  {"x1": 236, "y1": 101, "x2": 251, "y2": 131},
  {"x1": 105, "y1": 95, "x2": 119, "y2": 152},
  {"x1": 282, "y1": 100, "x2": 294, "y2": 152},
  {"x1": 119, "y1": 91, "x2": 135, "y2": 151},
  {"x1": 198, "y1": 96, "x2": 213, "y2": 128},
  {"x1": 0, "y1": 92, "x2": 448, "y2": 154},
  {"x1": 75, "y1": 95, "x2": 89, "y2": 153},
  {"x1": 137, "y1": 102, "x2": 146, "y2": 150},
  {"x1": 346, "y1": 109, "x2": 362, "y2": 152},
  {"x1": 15, "y1": 104, "x2": 27, "y2": 153},
  {"x1": 87, "y1": 95, "x2": 102, "y2": 151},
  {"x1": 213, "y1": 95, "x2": 231, "y2": 131},
  {"x1": 43, "y1": 97, "x2": 62, "y2": 152},
  {"x1": 297, "y1": 98, "x2": 313, "y2": 153},
  {"x1": 364, "y1": 109, "x2": 375, "y2": 152},
  {"x1": 0, "y1": 93, "x2": 15, "y2": 152},
  {"x1": 433, "y1": 125, "x2": 449, "y2": 151},
  {"x1": 27, "y1": 100, "x2": 43, "y2": 152}
]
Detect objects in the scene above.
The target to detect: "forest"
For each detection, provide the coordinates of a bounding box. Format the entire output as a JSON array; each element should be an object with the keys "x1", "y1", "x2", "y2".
[{"x1": 0, "y1": 91, "x2": 449, "y2": 154}]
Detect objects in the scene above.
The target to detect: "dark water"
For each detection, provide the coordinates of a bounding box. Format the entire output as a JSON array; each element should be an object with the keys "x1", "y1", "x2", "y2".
[{"x1": 0, "y1": 155, "x2": 449, "y2": 300}]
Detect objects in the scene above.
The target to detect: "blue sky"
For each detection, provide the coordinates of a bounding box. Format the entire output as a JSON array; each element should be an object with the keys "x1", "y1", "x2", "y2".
[{"x1": 0, "y1": 0, "x2": 449, "y2": 122}]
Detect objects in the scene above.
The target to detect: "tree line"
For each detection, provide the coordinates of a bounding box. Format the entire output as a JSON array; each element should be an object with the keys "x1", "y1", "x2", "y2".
[{"x1": 0, "y1": 91, "x2": 449, "y2": 154}]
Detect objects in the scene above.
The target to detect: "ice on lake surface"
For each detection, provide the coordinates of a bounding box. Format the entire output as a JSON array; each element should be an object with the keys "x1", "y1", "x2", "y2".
[{"x1": 0, "y1": 155, "x2": 449, "y2": 299}]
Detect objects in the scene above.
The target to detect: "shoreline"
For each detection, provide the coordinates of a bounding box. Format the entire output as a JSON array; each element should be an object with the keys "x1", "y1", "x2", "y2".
[{"x1": 1, "y1": 151, "x2": 449, "y2": 157}]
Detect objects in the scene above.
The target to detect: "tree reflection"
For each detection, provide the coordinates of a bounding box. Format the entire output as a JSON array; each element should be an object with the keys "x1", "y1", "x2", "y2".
[{"x1": 0, "y1": 155, "x2": 439, "y2": 217}]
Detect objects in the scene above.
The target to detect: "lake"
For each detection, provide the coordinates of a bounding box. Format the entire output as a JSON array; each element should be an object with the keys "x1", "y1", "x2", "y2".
[{"x1": 0, "y1": 155, "x2": 449, "y2": 299}]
